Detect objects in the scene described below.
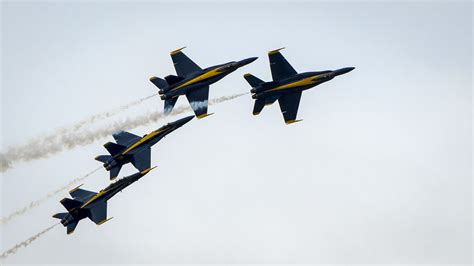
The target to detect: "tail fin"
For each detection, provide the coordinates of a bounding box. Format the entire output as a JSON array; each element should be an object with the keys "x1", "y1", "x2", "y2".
[
  {"x1": 53, "y1": 212, "x2": 68, "y2": 220},
  {"x1": 60, "y1": 198, "x2": 82, "y2": 211},
  {"x1": 164, "y1": 97, "x2": 179, "y2": 114},
  {"x1": 67, "y1": 221, "x2": 79, "y2": 234},
  {"x1": 109, "y1": 165, "x2": 122, "y2": 180},
  {"x1": 95, "y1": 155, "x2": 112, "y2": 163},
  {"x1": 244, "y1": 73, "x2": 264, "y2": 88},
  {"x1": 253, "y1": 99, "x2": 265, "y2": 115},
  {"x1": 164, "y1": 75, "x2": 184, "y2": 85},
  {"x1": 149, "y1": 76, "x2": 168, "y2": 90},
  {"x1": 103, "y1": 142, "x2": 126, "y2": 156}
]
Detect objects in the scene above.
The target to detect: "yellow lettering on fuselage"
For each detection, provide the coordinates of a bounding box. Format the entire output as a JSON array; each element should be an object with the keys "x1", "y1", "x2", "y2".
[
  {"x1": 269, "y1": 75, "x2": 320, "y2": 92},
  {"x1": 174, "y1": 67, "x2": 223, "y2": 90},
  {"x1": 122, "y1": 129, "x2": 164, "y2": 155}
]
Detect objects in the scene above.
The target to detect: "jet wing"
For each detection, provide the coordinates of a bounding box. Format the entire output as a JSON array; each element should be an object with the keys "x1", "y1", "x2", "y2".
[
  {"x1": 87, "y1": 201, "x2": 108, "y2": 225},
  {"x1": 171, "y1": 47, "x2": 202, "y2": 77},
  {"x1": 185, "y1": 85, "x2": 209, "y2": 118},
  {"x1": 112, "y1": 131, "x2": 141, "y2": 146},
  {"x1": 69, "y1": 186, "x2": 97, "y2": 201},
  {"x1": 278, "y1": 91, "x2": 302, "y2": 124},
  {"x1": 131, "y1": 148, "x2": 151, "y2": 171},
  {"x1": 268, "y1": 48, "x2": 297, "y2": 81}
]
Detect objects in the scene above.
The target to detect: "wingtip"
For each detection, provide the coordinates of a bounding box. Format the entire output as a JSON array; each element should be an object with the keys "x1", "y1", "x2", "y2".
[
  {"x1": 268, "y1": 47, "x2": 285, "y2": 55},
  {"x1": 285, "y1": 119, "x2": 303, "y2": 125},
  {"x1": 170, "y1": 46, "x2": 186, "y2": 55},
  {"x1": 149, "y1": 76, "x2": 158, "y2": 81},
  {"x1": 196, "y1": 113, "x2": 214, "y2": 119},
  {"x1": 69, "y1": 184, "x2": 83, "y2": 194},
  {"x1": 141, "y1": 166, "x2": 157, "y2": 175},
  {"x1": 98, "y1": 217, "x2": 113, "y2": 226}
]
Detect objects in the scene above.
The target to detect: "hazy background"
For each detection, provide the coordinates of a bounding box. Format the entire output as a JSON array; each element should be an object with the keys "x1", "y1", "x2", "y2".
[{"x1": 1, "y1": 1, "x2": 472, "y2": 264}]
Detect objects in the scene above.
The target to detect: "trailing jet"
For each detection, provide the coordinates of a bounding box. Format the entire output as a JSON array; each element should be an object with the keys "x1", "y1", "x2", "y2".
[
  {"x1": 53, "y1": 167, "x2": 155, "y2": 234},
  {"x1": 149, "y1": 47, "x2": 257, "y2": 118},
  {"x1": 244, "y1": 48, "x2": 354, "y2": 124},
  {"x1": 95, "y1": 115, "x2": 193, "y2": 180}
]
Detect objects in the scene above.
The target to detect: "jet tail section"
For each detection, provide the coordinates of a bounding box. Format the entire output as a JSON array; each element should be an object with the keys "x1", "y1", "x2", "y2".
[
  {"x1": 60, "y1": 198, "x2": 82, "y2": 211},
  {"x1": 164, "y1": 97, "x2": 179, "y2": 114},
  {"x1": 253, "y1": 99, "x2": 265, "y2": 115},
  {"x1": 103, "y1": 142, "x2": 126, "y2": 156},
  {"x1": 52, "y1": 212, "x2": 68, "y2": 220},
  {"x1": 67, "y1": 221, "x2": 78, "y2": 234},
  {"x1": 244, "y1": 73, "x2": 264, "y2": 88},
  {"x1": 95, "y1": 155, "x2": 112, "y2": 163},
  {"x1": 149, "y1": 76, "x2": 168, "y2": 90}
]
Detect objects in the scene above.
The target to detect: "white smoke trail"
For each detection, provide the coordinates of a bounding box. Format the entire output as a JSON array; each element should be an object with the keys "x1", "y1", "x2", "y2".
[
  {"x1": 0, "y1": 93, "x2": 246, "y2": 172},
  {"x1": 0, "y1": 223, "x2": 59, "y2": 260},
  {"x1": 0, "y1": 167, "x2": 101, "y2": 225}
]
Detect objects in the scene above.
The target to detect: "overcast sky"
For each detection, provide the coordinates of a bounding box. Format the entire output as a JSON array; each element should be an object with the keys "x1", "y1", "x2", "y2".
[{"x1": 1, "y1": 1, "x2": 472, "y2": 264}]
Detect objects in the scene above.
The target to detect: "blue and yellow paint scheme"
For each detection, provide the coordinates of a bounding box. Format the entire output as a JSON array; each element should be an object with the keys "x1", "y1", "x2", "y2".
[
  {"x1": 244, "y1": 48, "x2": 354, "y2": 124},
  {"x1": 95, "y1": 115, "x2": 193, "y2": 180},
  {"x1": 53, "y1": 167, "x2": 156, "y2": 235},
  {"x1": 149, "y1": 47, "x2": 257, "y2": 118}
]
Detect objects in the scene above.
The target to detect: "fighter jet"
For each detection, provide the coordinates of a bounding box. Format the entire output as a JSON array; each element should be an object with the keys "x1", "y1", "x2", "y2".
[
  {"x1": 149, "y1": 47, "x2": 257, "y2": 118},
  {"x1": 244, "y1": 48, "x2": 354, "y2": 124},
  {"x1": 95, "y1": 115, "x2": 193, "y2": 180},
  {"x1": 53, "y1": 167, "x2": 155, "y2": 234}
]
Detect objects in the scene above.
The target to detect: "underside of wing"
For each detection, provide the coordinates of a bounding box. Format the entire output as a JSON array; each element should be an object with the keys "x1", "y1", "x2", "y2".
[
  {"x1": 87, "y1": 201, "x2": 108, "y2": 225},
  {"x1": 278, "y1": 91, "x2": 303, "y2": 124},
  {"x1": 131, "y1": 148, "x2": 151, "y2": 171},
  {"x1": 112, "y1": 131, "x2": 141, "y2": 146},
  {"x1": 69, "y1": 186, "x2": 97, "y2": 201},
  {"x1": 268, "y1": 48, "x2": 297, "y2": 81},
  {"x1": 171, "y1": 47, "x2": 202, "y2": 77},
  {"x1": 185, "y1": 85, "x2": 210, "y2": 118}
]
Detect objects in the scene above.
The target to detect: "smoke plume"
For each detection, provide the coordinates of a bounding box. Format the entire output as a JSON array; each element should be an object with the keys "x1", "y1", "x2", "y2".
[
  {"x1": 0, "y1": 223, "x2": 59, "y2": 260},
  {"x1": 0, "y1": 93, "x2": 246, "y2": 172},
  {"x1": 0, "y1": 167, "x2": 101, "y2": 225}
]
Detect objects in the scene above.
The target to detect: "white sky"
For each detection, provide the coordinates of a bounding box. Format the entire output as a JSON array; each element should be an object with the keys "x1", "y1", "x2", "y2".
[{"x1": 1, "y1": 1, "x2": 472, "y2": 264}]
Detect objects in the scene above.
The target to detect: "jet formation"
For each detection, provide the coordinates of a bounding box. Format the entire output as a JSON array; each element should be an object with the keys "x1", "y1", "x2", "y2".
[
  {"x1": 244, "y1": 48, "x2": 354, "y2": 124},
  {"x1": 54, "y1": 47, "x2": 354, "y2": 234},
  {"x1": 149, "y1": 47, "x2": 257, "y2": 118}
]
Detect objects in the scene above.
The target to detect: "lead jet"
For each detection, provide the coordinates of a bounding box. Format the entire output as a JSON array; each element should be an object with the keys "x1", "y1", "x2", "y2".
[
  {"x1": 244, "y1": 48, "x2": 354, "y2": 124},
  {"x1": 95, "y1": 115, "x2": 193, "y2": 180},
  {"x1": 53, "y1": 167, "x2": 155, "y2": 234},
  {"x1": 149, "y1": 47, "x2": 257, "y2": 118}
]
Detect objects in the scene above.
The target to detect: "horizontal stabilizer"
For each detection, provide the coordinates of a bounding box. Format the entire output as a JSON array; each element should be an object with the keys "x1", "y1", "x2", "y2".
[
  {"x1": 149, "y1": 76, "x2": 168, "y2": 90},
  {"x1": 164, "y1": 75, "x2": 185, "y2": 85},
  {"x1": 110, "y1": 165, "x2": 122, "y2": 180},
  {"x1": 253, "y1": 99, "x2": 265, "y2": 115},
  {"x1": 67, "y1": 221, "x2": 78, "y2": 235},
  {"x1": 244, "y1": 73, "x2": 264, "y2": 88},
  {"x1": 164, "y1": 97, "x2": 179, "y2": 114},
  {"x1": 60, "y1": 198, "x2": 82, "y2": 211},
  {"x1": 53, "y1": 212, "x2": 68, "y2": 220},
  {"x1": 95, "y1": 155, "x2": 112, "y2": 163},
  {"x1": 103, "y1": 142, "x2": 126, "y2": 156}
]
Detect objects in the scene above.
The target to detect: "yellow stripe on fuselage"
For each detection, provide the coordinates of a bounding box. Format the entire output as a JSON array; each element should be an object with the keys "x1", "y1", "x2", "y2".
[
  {"x1": 122, "y1": 129, "x2": 163, "y2": 155},
  {"x1": 174, "y1": 67, "x2": 222, "y2": 90},
  {"x1": 81, "y1": 190, "x2": 107, "y2": 208},
  {"x1": 269, "y1": 75, "x2": 320, "y2": 92}
]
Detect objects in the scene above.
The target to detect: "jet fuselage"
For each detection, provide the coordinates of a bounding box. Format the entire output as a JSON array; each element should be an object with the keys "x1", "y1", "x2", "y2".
[
  {"x1": 57, "y1": 169, "x2": 152, "y2": 228},
  {"x1": 160, "y1": 58, "x2": 257, "y2": 100},
  {"x1": 251, "y1": 67, "x2": 354, "y2": 100}
]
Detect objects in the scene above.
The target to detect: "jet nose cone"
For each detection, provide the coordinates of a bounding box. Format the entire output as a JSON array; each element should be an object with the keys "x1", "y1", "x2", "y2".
[
  {"x1": 334, "y1": 67, "x2": 355, "y2": 76},
  {"x1": 173, "y1": 115, "x2": 194, "y2": 127},
  {"x1": 238, "y1": 57, "x2": 258, "y2": 67}
]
